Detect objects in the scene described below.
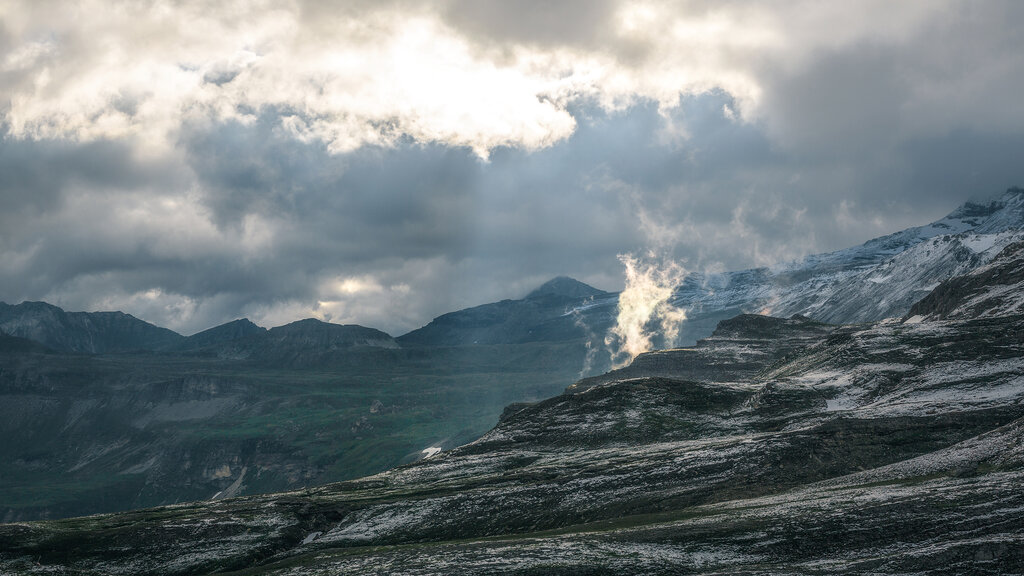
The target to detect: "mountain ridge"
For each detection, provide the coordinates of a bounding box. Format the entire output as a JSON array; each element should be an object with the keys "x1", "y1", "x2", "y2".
[
  {"x1": 0, "y1": 301, "x2": 185, "y2": 354},
  {"x1": 2, "y1": 188, "x2": 1022, "y2": 355}
]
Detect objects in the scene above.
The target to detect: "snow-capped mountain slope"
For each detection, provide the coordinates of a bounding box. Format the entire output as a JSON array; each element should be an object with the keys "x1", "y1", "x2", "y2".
[
  {"x1": 766, "y1": 230, "x2": 1024, "y2": 323},
  {"x1": 906, "y1": 240, "x2": 1024, "y2": 321},
  {"x1": 424, "y1": 188, "x2": 1024, "y2": 355},
  {"x1": 655, "y1": 187, "x2": 1024, "y2": 342},
  {"x1": 787, "y1": 186, "x2": 1024, "y2": 274}
]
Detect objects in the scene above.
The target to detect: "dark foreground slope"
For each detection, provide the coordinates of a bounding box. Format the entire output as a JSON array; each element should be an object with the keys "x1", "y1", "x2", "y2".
[{"x1": 3, "y1": 248, "x2": 1024, "y2": 574}]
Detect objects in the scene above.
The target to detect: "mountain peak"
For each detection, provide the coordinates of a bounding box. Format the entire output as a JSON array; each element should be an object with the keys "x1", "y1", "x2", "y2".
[
  {"x1": 0, "y1": 300, "x2": 183, "y2": 353},
  {"x1": 269, "y1": 318, "x2": 396, "y2": 346},
  {"x1": 525, "y1": 276, "x2": 606, "y2": 300},
  {"x1": 177, "y1": 318, "x2": 266, "y2": 351}
]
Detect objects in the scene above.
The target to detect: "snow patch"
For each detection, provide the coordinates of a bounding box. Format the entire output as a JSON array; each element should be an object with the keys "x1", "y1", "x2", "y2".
[{"x1": 963, "y1": 233, "x2": 998, "y2": 253}]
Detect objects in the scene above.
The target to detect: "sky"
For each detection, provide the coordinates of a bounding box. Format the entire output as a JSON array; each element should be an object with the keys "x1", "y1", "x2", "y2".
[{"x1": 1, "y1": 0, "x2": 1023, "y2": 336}]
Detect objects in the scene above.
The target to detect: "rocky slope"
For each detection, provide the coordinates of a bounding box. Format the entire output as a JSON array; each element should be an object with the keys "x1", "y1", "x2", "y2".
[
  {"x1": 3, "y1": 236, "x2": 1023, "y2": 574},
  {"x1": 906, "y1": 241, "x2": 1024, "y2": 321}
]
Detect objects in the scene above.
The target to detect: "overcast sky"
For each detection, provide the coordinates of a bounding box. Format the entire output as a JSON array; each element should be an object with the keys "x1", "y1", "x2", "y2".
[{"x1": 1, "y1": 0, "x2": 1023, "y2": 335}]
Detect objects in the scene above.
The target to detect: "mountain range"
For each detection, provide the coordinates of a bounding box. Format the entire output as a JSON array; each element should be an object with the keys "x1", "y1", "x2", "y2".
[
  {"x1": 2, "y1": 187, "x2": 1022, "y2": 358},
  {"x1": 1, "y1": 187, "x2": 1023, "y2": 528},
  {"x1": 3, "y1": 219, "x2": 1024, "y2": 573}
]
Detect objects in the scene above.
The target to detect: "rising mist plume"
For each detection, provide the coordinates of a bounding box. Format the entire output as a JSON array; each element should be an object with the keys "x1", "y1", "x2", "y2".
[{"x1": 604, "y1": 252, "x2": 688, "y2": 368}]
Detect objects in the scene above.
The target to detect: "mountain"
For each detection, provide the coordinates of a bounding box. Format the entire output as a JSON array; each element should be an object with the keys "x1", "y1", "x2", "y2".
[
  {"x1": 699, "y1": 188, "x2": 1024, "y2": 321},
  {"x1": 398, "y1": 188, "x2": 1024, "y2": 356},
  {"x1": 763, "y1": 229, "x2": 1023, "y2": 322},
  {"x1": 196, "y1": 318, "x2": 399, "y2": 365},
  {"x1": 265, "y1": 318, "x2": 396, "y2": 349},
  {"x1": 173, "y1": 318, "x2": 266, "y2": 351},
  {"x1": 0, "y1": 301, "x2": 184, "y2": 353},
  {"x1": 525, "y1": 275, "x2": 608, "y2": 300},
  {"x1": 4, "y1": 245, "x2": 1024, "y2": 574},
  {"x1": 397, "y1": 276, "x2": 615, "y2": 347}
]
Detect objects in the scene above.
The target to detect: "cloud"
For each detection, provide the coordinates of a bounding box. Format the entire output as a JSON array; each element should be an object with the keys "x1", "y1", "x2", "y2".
[
  {"x1": 5, "y1": 1, "x2": 1023, "y2": 161},
  {"x1": 0, "y1": 1, "x2": 1023, "y2": 336},
  {"x1": 605, "y1": 252, "x2": 688, "y2": 367},
  {"x1": 2, "y1": 1, "x2": 585, "y2": 157},
  {"x1": 0, "y1": 1, "x2": 957, "y2": 156}
]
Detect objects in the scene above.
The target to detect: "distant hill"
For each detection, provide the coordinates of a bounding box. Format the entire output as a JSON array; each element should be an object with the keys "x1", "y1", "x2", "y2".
[
  {"x1": 197, "y1": 318, "x2": 399, "y2": 365},
  {"x1": 397, "y1": 277, "x2": 615, "y2": 347},
  {"x1": 0, "y1": 301, "x2": 184, "y2": 353},
  {"x1": 0, "y1": 303, "x2": 398, "y2": 363},
  {"x1": 173, "y1": 318, "x2": 267, "y2": 352},
  {"x1": 525, "y1": 276, "x2": 608, "y2": 300}
]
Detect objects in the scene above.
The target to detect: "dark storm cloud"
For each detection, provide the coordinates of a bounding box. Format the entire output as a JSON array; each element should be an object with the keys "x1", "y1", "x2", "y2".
[
  {"x1": 182, "y1": 115, "x2": 481, "y2": 261},
  {"x1": 0, "y1": 133, "x2": 185, "y2": 220}
]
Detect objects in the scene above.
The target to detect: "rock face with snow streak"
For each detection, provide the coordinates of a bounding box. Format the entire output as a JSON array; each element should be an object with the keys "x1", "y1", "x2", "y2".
[
  {"x1": 3, "y1": 243, "x2": 1024, "y2": 574},
  {"x1": 906, "y1": 240, "x2": 1024, "y2": 321}
]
